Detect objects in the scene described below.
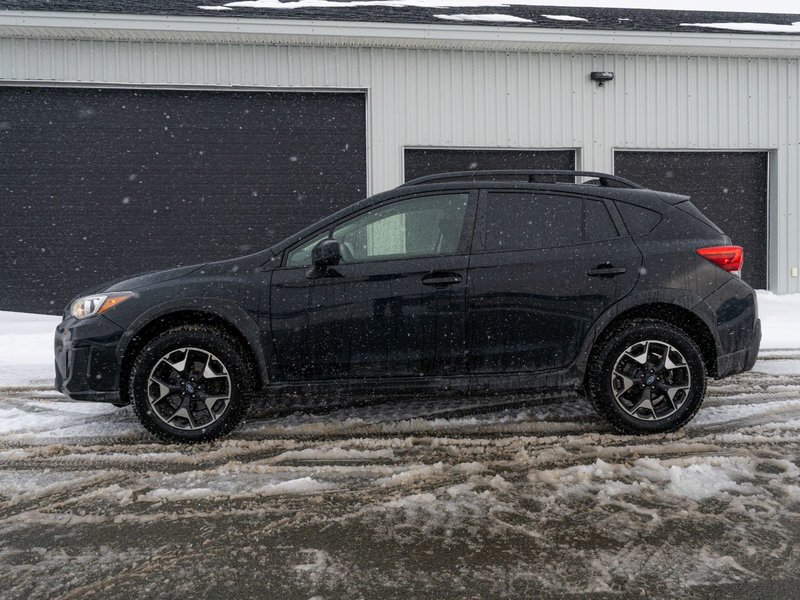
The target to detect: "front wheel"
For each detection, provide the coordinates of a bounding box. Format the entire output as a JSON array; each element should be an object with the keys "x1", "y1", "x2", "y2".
[
  {"x1": 129, "y1": 325, "x2": 254, "y2": 444},
  {"x1": 586, "y1": 319, "x2": 707, "y2": 434}
]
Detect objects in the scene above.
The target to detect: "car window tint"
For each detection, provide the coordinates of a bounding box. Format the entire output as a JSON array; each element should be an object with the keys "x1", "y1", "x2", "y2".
[
  {"x1": 616, "y1": 202, "x2": 662, "y2": 235},
  {"x1": 286, "y1": 231, "x2": 330, "y2": 268},
  {"x1": 584, "y1": 199, "x2": 619, "y2": 242},
  {"x1": 485, "y1": 192, "x2": 582, "y2": 251},
  {"x1": 333, "y1": 193, "x2": 469, "y2": 263}
]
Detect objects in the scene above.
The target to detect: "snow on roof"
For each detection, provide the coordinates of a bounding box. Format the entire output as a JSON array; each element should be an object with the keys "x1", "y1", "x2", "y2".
[
  {"x1": 434, "y1": 13, "x2": 532, "y2": 22},
  {"x1": 3, "y1": 0, "x2": 800, "y2": 36},
  {"x1": 681, "y1": 20, "x2": 800, "y2": 34},
  {"x1": 541, "y1": 14, "x2": 589, "y2": 22},
  {"x1": 198, "y1": 0, "x2": 800, "y2": 12}
]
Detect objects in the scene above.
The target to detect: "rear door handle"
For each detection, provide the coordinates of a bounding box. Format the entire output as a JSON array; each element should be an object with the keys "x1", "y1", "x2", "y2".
[
  {"x1": 422, "y1": 271, "x2": 463, "y2": 287},
  {"x1": 587, "y1": 264, "x2": 627, "y2": 277}
]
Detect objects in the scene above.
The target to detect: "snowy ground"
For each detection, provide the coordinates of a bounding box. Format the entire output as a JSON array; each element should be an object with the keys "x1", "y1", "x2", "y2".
[{"x1": 1, "y1": 292, "x2": 799, "y2": 599}]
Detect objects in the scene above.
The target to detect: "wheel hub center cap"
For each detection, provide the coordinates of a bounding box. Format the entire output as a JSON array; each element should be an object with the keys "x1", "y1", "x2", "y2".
[
  {"x1": 184, "y1": 383, "x2": 195, "y2": 394},
  {"x1": 645, "y1": 375, "x2": 656, "y2": 386}
]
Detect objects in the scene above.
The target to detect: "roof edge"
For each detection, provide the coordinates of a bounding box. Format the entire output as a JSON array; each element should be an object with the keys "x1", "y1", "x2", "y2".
[{"x1": 2, "y1": 10, "x2": 800, "y2": 57}]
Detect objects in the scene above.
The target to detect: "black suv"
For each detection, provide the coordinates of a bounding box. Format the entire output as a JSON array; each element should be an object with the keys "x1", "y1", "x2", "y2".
[{"x1": 55, "y1": 170, "x2": 761, "y2": 443}]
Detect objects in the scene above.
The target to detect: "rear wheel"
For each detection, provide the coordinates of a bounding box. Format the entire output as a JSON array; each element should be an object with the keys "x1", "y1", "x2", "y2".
[
  {"x1": 129, "y1": 325, "x2": 254, "y2": 443},
  {"x1": 586, "y1": 319, "x2": 707, "y2": 434}
]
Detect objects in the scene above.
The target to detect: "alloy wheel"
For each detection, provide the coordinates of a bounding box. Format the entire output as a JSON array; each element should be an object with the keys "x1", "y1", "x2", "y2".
[
  {"x1": 147, "y1": 347, "x2": 232, "y2": 431},
  {"x1": 610, "y1": 340, "x2": 692, "y2": 421}
]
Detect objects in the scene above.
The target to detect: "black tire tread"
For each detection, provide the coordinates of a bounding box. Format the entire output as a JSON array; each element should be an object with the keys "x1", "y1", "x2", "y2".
[
  {"x1": 586, "y1": 318, "x2": 707, "y2": 435},
  {"x1": 129, "y1": 324, "x2": 255, "y2": 444}
]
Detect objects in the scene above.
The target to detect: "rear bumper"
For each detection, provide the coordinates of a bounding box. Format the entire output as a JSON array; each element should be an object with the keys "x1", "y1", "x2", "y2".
[
  {"x1": 716, "y1": 318, "x2": 761, "y2": 379},
  {"x1": 700, "y1": 276, "x2": 761, "y2": 379},
  {"x1": 54, "y1": 315, "x2": 125, "y2": 405}
]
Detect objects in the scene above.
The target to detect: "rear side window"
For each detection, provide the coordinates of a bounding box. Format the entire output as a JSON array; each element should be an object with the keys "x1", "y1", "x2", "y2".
[
  {"x1": 485, "y1": 193, "x2": 581, "y2": 251},
  {"x1": 616, "y1": 202, "x2": 662, "y2": 235},
  {"x1": 483, "y1": 193, "x2": 618, "y2": 252}
]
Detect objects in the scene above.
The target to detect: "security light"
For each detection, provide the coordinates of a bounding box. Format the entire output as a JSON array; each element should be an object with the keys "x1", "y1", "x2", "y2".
[{"x1": 590, "y1": 71, "x2": 615, "y2": 86}]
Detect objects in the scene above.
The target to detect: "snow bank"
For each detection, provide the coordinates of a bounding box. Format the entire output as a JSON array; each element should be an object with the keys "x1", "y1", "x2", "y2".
[
  {"x1": 0, "y1": 311, "x2": 60, "y2": 387},
  {"x1": 756, "y1": 290, "x2": 800, "y2": 349}
]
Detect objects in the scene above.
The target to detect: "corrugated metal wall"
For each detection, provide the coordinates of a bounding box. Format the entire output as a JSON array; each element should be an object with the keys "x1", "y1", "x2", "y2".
[{"x1": 1, "y1": 38, "x2": 798, "y2": 292}]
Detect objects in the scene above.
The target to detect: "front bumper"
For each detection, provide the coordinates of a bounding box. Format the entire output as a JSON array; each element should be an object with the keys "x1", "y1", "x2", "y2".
[{"x1": 54, "y1": 315, "x2": 126, "y2": 405}]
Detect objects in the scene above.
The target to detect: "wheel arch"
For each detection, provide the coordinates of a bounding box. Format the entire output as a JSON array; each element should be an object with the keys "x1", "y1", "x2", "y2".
[
  {"x1": 582, "y1": 302, "x2": 718, "y2": 392},
  {"x1": 117, "y1": 302, "x2": 267, "y2": 406}
]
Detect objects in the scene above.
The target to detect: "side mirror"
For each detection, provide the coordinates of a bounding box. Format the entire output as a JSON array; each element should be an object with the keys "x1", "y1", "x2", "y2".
[{"x1": 311, "y1": 239, "x2": 342, "y2": 268}]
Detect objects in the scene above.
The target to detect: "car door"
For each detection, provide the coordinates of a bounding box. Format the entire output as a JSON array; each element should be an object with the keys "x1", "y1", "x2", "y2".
[
  {"x1": 269, "y1": 191, "x2": 477, "y2": 382},
  {"x1": 466, "y1": 189, "x2": 641, "y2": 374}
]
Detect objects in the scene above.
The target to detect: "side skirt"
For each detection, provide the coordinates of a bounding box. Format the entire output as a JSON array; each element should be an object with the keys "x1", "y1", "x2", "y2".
[{"x1": 253, "y1": 368, "x2": 584, "y2": 412}]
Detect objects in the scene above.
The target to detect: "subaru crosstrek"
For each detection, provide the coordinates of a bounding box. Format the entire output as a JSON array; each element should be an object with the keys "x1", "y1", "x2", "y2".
[{"x1": 55, "y1": 170, "x2": 761, "y2": 443}]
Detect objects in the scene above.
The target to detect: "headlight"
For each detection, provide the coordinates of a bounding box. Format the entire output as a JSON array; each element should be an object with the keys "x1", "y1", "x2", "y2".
[{"x1": 71, "y1": 292, "x2": 134, "y2": 320}]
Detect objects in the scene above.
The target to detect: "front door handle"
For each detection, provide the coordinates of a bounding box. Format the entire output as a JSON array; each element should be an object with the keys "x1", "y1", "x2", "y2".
[
  {"x1": 587, "y1": 264, "x2": 627, "y2": 277},
  {"x1": 422, "y1": 271, "x2": 463, "y2": 288}
]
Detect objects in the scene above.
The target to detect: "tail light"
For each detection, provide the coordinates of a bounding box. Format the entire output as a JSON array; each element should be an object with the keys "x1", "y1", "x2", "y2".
[{"x1": 696, "y1": 245, "x2": 744, "y2": 277}]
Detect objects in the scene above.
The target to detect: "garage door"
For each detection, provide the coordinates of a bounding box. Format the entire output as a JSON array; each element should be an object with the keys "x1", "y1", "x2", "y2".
[
  {"x1": 404, "y1": 148, "x2": 575, "y2": 182},
  {"x1": 615, "y1": 151, "x2": 768, "y2": 289},
  {"x1": 0, "y1": 87, "x2": 366, "y2": 314}
]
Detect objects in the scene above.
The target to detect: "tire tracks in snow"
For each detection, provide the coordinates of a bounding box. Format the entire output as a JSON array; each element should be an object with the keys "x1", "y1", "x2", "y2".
[{"x1": 1, "y1": 359, "x2": 800, "y2": 599}]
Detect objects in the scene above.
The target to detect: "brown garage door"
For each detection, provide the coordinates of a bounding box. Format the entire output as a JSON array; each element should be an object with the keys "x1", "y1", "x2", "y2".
[{"x1": 615, "y1": 151, "x2": 768, "y2": 289}]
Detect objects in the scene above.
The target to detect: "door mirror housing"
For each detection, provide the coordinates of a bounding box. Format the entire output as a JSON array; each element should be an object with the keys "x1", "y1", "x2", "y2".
[
  {"x1": 312, "y1": 238, "x2": 342, "y2": 268},
  {"x1": 307, "y1": 238, "x2": 342, "y2": 279}
]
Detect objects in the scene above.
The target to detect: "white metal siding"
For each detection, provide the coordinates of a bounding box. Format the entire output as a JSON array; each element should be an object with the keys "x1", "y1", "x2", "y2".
[{"x1": 1, "y1": 38, "x2": 798, "y2": 292}]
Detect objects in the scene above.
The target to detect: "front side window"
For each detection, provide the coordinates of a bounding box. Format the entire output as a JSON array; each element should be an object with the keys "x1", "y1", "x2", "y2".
[{"x1": 332, "y1": 193, "x2": 469, "y2": 263}]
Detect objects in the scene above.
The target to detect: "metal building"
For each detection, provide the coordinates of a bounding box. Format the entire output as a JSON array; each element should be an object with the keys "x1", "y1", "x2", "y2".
[{"x1": 2, "y1": 2, "x2": 800, "y2": 313}]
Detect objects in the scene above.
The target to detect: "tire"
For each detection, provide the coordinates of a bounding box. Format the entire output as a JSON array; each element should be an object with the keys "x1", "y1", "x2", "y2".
[
  {"x1": 586, "y1": 318, "x2": 707, "y2": 435},
  {"x1": 129, "y1": 325, "x2": 255, "y2": 444}
]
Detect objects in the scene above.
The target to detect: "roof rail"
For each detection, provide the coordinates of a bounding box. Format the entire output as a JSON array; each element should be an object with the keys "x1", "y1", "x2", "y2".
[{"x1": 400, "y1": 170, "x2": 643, "y2": 189}]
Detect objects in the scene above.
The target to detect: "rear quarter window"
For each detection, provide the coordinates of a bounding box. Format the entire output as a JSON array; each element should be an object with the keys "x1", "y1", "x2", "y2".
[
  {"x1": 675, "y1": 200, "x2": 724, "y2": 234},
  {"x1": 615, "y1": 202, "x2": 662, "y2": 235}
]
